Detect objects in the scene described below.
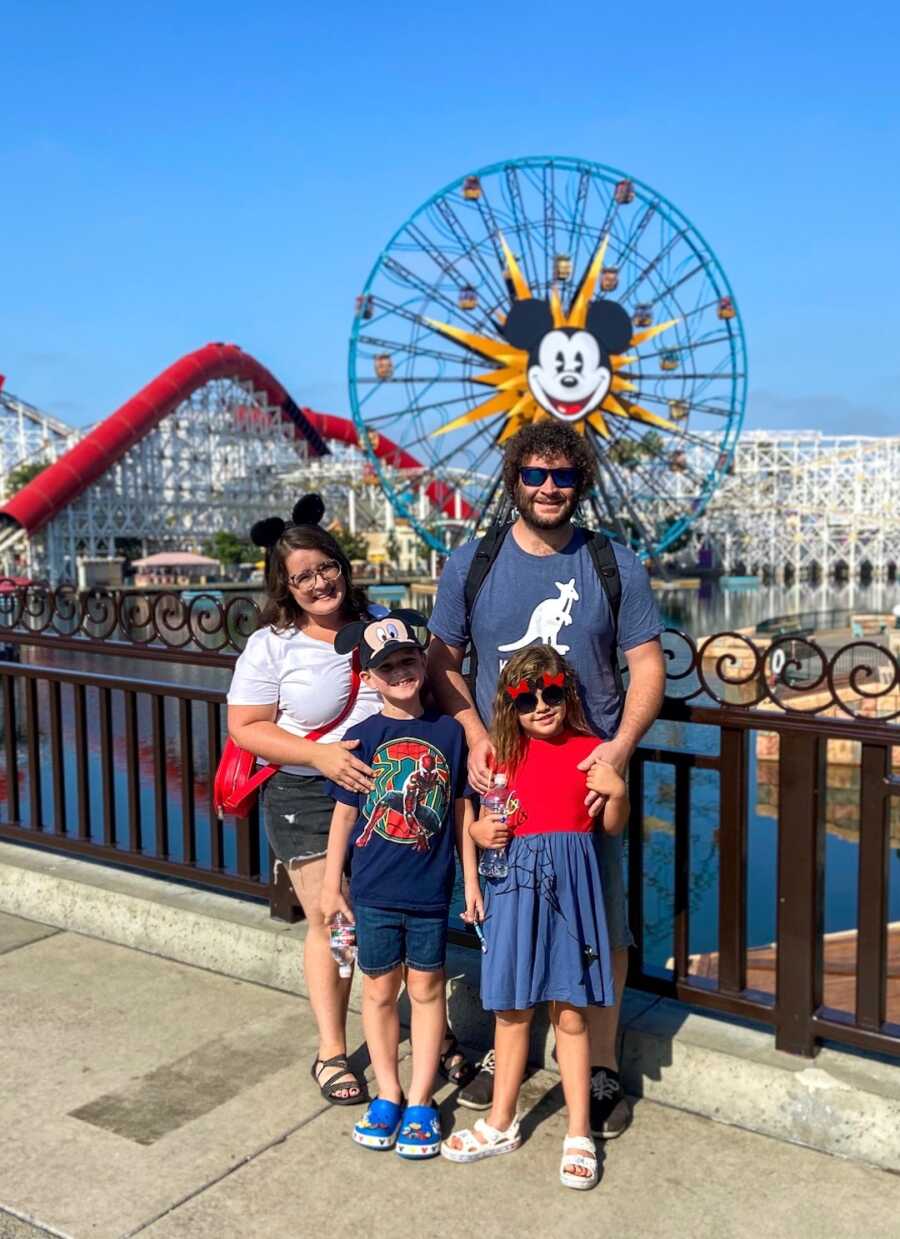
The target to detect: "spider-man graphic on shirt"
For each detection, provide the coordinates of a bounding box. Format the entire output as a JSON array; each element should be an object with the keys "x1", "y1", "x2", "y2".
[{"x1": 356, "y1": 739, "x2": 450, "y2": 854}]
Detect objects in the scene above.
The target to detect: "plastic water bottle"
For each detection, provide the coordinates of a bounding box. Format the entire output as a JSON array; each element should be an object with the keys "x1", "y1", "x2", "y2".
[
  {"x1": 479, "y1": 773, "x2": 511, "y2": 879},
  {"x1": 330, "y1": 913, "x2": 357, "y2": 979}
]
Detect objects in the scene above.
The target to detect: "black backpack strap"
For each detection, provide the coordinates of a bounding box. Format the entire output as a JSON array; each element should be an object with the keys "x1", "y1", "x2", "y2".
[
  {"x1": 583, "y1": 529, "x2": 625, "y2": 702},
  {"x1": 462, "y1": 521, "x2": 513, "y2": 687},
  {"x1": 464, "y1": 521, "x2": 513, "y2": 619}
]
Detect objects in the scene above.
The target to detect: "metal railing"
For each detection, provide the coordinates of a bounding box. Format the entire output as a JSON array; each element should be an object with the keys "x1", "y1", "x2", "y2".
[
  {"x1": 627, "y1": 703, "x2": 899, "y2": 1058},
  {"x1": 0, "y1": 593, "x2": 898, "y2": 1059}
]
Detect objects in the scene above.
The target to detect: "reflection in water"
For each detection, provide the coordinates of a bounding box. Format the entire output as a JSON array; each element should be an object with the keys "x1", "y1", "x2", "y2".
[{"x1": 657, "y1": 578, "x2": 899, "y2": 636}]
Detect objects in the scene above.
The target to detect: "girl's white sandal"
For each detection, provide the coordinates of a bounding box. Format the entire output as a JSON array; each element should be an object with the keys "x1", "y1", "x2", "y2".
[
  {"x1": 560, "y1": 1135, "x2": 598, "y2": 1190},
  {"x1": 440, "y1": 1115, "x2": 522, "y2": 1163}
]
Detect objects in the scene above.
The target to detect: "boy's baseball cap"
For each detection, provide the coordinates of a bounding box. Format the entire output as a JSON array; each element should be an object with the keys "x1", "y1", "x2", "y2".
[{"x1": 334, "y1": 609, "x2": 428, "y2": 671}]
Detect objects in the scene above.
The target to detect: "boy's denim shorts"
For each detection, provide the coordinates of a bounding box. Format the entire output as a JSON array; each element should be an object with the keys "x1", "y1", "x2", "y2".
[{"x1": 354, "y1": 904, "x2": 448, "y2": 977}]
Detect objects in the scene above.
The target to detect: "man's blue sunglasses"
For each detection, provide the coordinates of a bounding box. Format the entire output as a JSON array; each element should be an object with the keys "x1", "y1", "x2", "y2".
[{"x1": 519, "y1": 466, "x2": 581, "y2": 489}]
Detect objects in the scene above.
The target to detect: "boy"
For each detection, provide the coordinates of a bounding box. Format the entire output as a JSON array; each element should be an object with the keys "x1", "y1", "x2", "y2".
[{"x1": 321, "y1": 609, "x2": 480, "y2": 1158}]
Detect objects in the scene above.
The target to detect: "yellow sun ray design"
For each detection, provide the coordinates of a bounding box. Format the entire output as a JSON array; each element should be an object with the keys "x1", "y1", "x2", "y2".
[
  {"x1": 426, "y1": 232, "x2": 679, "y2": 444},
  {"x1": 565, "y1": 233, "x2": 609, "y2": 329},
  {"x1": 431, "y1": 390, "x2": 522, "y2": 438},
  {"x1": 497, "y1": 233, "x2": 532, "y2": 301},
  {"x1": 587, "y1": 411, "x2": 612, "y2": 438},
  {"x1": 630, "y1": 319, "x2": 679, "y2": 347}
]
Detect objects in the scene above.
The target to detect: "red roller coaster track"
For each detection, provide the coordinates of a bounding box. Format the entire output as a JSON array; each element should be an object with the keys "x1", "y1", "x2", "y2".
[{"x1": 0, "y1": 343, "x2": 470, "y2": 536}]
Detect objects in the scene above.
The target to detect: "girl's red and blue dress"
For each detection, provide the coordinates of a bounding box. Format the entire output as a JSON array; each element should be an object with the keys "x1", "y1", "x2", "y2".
[{"x1": 480, "y1": 728, "x2": 615, "y2": 1012}]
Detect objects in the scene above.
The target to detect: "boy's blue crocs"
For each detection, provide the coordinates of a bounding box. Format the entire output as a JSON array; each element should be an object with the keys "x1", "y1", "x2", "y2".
[
  {"x1": 396, "y1": 1103, "x2": 441, "y2": 1159},
  {"x1": 352, "y1": 1097, "x2": 403, "y2": 1150}
]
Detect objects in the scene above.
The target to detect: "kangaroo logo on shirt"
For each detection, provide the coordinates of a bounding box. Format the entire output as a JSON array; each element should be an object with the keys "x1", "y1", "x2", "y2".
[
  {"x1": 356, "y1": 739, "x2": 450, "y2": 853},
  {"x1": 497, "y1": 579, "x2": 579, "y2": 655}
]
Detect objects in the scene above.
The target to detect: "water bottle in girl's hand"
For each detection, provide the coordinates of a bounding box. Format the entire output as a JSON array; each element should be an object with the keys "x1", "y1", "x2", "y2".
[
  {"x1": 479, "y1": 773, "x2": 512, "y2": 879},
  {"x1": 330, "y1": 912, "x2": 357, "y2": 978}
]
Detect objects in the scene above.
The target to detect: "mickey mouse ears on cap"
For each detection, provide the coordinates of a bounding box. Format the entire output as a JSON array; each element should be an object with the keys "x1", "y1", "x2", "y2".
[
  {"x1": 250, "y1": 493, "x2": 326, "y2": 549},
  {"x1": 334, "y1": 609, "x2": 428, "y2": 671}
]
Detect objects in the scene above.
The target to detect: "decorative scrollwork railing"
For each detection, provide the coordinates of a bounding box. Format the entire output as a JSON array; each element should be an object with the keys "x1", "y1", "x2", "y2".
[
  {"x1": 0, "y1": 579, "x2": 261, "y2": 656},
  {"x1": 659, "y1": 628, "x2": 900, "y2": 722},
  {"x1": 1, "y1": 581, "x2": 898, "y2": 720}
]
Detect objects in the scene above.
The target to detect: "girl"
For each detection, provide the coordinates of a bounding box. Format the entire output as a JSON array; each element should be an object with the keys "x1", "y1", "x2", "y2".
[{"x1": 441, "y1": 644, "x2": 628, "y2": 1190}]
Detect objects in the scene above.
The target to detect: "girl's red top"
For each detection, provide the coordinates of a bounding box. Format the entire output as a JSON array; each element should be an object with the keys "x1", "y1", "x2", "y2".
[{"x1": 501, "y1": 728, "x2": 600, "y2": 836}]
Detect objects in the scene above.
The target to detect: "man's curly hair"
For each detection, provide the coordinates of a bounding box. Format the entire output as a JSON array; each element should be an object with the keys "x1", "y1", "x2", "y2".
[{"x1": 501, "y1": 422, "x2": 597, "y2": 501}]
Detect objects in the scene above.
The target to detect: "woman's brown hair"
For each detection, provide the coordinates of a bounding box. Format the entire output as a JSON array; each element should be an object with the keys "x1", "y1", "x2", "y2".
[
  {"x1": 257, "y1": 524, "x2": 370, "y2": 632},
  {"x1": 490, "y1": 644, "x2": 592, "y2": 775}
]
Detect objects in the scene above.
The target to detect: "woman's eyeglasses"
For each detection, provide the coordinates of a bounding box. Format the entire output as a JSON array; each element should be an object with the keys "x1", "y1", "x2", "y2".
[
  {"x1": 518, "y1": 466, "x2": 580, "y2": 489},
  {"x1": 508, "y1": 683, "x2": 567, "y2": 714},
  {"x1": 287, "y1": 559, "x2": 342, "y2": 591}
]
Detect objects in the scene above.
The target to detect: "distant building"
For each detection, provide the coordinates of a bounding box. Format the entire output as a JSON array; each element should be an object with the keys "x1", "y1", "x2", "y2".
[
  {"x1": 364, "y1": 523, "x2": 424, "y2": 575},
  {"x1": 131, "y1": 552, "x2": 219, "y2": 588}
]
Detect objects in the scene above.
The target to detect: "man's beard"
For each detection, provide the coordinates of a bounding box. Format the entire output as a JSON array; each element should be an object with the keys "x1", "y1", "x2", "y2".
[{"x1": 516, "y1": 485, "x2": 578, "y2": 530}]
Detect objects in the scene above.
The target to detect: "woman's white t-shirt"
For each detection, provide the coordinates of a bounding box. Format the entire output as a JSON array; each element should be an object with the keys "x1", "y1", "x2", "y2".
[{"x1": 227, "y1": 625, "x2": 382, "y2": 776}]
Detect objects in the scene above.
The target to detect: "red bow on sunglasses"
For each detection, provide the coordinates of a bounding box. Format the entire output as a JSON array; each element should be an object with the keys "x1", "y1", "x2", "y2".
[{"x1": 505, "y1": 672, "x2": 565, "y2": 699}]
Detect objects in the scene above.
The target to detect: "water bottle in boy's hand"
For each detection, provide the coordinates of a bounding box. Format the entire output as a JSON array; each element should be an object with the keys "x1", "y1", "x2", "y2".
[
  {"x1": 479, "y1": 773, "x2": 511, "y2": 879},
  {"x1": 330, "y1": 912, "x2": 357, "y2": 978}
]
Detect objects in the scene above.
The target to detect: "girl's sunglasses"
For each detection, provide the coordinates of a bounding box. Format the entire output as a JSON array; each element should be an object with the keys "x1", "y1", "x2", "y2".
[
  {"x1": 518, "y1": 466, "x2": 580, "y2": 489},
  {"x1": 506, "y1": 675, "x2": 567, "y2": 714}
]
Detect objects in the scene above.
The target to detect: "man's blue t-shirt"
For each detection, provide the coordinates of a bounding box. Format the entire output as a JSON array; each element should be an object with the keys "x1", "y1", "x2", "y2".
[
  {"x1": 428, "y1": 527, "x2": 663, "y2": 738},
  {"x1": 326, "y1": 710, "x2": 468, "y2": 912}
]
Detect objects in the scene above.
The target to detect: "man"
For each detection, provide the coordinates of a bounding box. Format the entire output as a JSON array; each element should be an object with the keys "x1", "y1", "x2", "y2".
[{"x1": 427, "y1": 421, "x2": 666, "y2": 1138}]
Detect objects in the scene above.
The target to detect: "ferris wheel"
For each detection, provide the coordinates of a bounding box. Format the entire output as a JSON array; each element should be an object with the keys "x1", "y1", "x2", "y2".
[{"x1": 348, "y1": 156, "x2": 746, "y2": 560}]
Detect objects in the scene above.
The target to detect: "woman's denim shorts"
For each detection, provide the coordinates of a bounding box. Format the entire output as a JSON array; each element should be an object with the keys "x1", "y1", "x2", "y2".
[
  {"x1": 354, "y1": 905, "x2": 449, "y2": 977},
  {"x1": 261, "y1": 771, "x2": 334, "y2": 864}
]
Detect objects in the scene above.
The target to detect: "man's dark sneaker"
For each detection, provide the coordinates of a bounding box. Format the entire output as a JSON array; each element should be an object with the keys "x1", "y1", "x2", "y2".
[
  {"x1": 457, "y1": 1050, "x2": 495, "y2": 1110},
  {"x1": 589, "y1": 1067, "x2": 631, "y2": 1139}
]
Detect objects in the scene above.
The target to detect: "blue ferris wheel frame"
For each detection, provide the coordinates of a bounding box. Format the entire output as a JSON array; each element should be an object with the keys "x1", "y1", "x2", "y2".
[{"x1": 348, "y1": 155, "x2": 747, "y2": 559}]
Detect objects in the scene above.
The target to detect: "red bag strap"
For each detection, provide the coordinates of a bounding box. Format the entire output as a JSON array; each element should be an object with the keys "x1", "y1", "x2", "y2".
[
  {"x1": 304, "y1": 647, "x2": 362, "y2": 742},
  {"x1": 234, "y1": 757, "x2": 279, "y2": 800}
]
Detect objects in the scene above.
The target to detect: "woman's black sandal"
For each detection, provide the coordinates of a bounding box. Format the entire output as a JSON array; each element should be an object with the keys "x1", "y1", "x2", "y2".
[
  {"x1": 311, "y1": 1055, "x2": 369, "y2": 1106},
  {"x1": 438, "y1": 1032, "x2": 477, "y2": 1087}
]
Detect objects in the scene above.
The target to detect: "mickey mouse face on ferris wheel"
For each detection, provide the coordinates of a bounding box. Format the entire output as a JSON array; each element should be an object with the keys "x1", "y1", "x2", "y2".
[{"x1": 503, "y1": 298, "x2": 633, "y2": 424}]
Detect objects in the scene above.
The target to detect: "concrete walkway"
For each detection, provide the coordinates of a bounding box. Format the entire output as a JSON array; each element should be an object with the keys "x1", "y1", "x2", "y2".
[{"x1": 1, "y1": 911, "x2": 898, "y2": 1239}]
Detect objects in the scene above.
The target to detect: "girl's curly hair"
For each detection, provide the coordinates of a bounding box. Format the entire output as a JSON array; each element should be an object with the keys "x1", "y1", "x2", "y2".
[{"x1": 490, "y1": 644, "x2": 592, "y2": 776}]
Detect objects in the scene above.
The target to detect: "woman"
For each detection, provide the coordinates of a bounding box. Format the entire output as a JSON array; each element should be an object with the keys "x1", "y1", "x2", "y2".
[{"x1": 227, "y1": 495, "x2": 472, "y2": 1104}]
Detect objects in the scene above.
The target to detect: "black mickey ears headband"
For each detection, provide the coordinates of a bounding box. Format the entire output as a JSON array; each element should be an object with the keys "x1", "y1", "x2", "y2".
[{"x1": 250, "y1": 493, "x2": 326, "y2": 549}]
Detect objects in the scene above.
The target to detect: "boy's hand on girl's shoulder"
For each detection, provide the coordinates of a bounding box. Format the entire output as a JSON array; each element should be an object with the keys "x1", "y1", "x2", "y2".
[
  {"x1": 320, "y1": 886, "x2": 354, "y2": 925},
  {"x1": 462, "y1": 882, "x2": 484, "y2": 924},
  {"x1": 468, "y1": 811, "x2": 511, "y2": 850}
]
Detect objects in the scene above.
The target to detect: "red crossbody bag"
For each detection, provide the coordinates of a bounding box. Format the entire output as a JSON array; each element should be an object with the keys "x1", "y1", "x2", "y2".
[{"x1": 214, "y1": 648, "x2": 362, "y2": 819}]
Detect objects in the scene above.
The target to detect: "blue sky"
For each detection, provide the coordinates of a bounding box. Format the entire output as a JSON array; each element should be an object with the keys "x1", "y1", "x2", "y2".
[{"x1": 2, "y1": 0, "x2": 899, "y2": 436}]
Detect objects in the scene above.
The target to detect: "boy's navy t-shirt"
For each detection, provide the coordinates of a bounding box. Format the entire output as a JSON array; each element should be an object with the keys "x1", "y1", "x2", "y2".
[{"x1": 326, "y1": 710, "x2": 468, "y2": 912}]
